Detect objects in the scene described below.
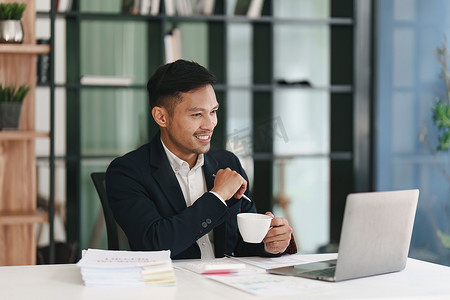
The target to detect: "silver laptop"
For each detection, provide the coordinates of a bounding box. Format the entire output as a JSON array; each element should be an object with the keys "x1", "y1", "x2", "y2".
[{"x1": 267, "y1": 189, "x2": 419, "y2": 282}]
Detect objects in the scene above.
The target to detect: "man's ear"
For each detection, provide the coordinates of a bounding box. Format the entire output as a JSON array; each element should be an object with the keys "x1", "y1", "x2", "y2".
[{"x1": 152, "y1": 106, "x2": 169, "y2": 128}]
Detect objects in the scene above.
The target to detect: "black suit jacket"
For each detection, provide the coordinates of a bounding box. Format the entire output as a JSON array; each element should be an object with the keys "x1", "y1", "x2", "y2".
[{"x1": 106, "y1": 132, "x2": 269, "y2": 259}]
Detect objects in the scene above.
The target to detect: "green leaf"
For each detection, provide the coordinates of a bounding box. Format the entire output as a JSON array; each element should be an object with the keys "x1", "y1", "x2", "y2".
[
  {"x1": 437, "y1": 230, "x2": 450, "y2": 249},
  {"x1": 438, "y1": 131, "x2": 450, "y2": 150},
  {"x1": 0, "y1": 3, "x2": 26, "y2": 20},
  {"x1": 14, "y1": 84, "x2": 29, "y2": 102},
  {"x1": 0, "y1": 84, "x2": 29, "y2": 103},
  {"x1": 433, "y1": 101, "x2": 450, "y2": 129}
]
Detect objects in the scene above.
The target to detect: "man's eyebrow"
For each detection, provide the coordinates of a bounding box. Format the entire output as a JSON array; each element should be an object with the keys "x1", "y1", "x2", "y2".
[{"x1": 188, "y1": 104, "x2": 219, "y2": 112}]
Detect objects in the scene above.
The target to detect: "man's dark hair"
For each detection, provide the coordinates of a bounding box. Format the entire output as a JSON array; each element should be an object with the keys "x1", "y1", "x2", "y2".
[{"x1": 147, "y1": 59, "x2": 217, "y2": 113}]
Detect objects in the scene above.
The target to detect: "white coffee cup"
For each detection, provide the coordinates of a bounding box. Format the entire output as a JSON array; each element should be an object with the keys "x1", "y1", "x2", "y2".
[{"x1": 237, "y1": 213, "x2": 272, "y2": 243}]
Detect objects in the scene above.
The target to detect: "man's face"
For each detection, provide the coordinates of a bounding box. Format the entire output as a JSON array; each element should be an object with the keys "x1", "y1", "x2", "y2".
[{"x1": 160, "y1": 84, "x2": 218, "y2": 164}]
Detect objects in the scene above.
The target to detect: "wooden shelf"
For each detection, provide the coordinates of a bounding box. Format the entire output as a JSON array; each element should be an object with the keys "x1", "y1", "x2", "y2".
[
  {"x1": 0, "y1": 131, "x2": 49, "y2": 140},
  {"x1": 0, "y1": 44, "x2": 50, "y2": 54},
  {"x1": 0, "y1": 211, "x2": 48, "y2": 225},
  {"x1": 0, "y1": 0, "x2": 47, "y2": 266}
]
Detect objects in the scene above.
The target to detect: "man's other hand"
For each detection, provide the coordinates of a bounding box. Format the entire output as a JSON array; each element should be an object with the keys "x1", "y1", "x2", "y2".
[{"x1": 263, "y1": 212, "x2": 293, "y2": 254}]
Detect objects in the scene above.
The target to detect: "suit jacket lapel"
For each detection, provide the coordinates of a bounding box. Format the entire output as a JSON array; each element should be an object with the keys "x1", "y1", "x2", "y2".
[
  {"x1": 203, "y1": 153, "x2": 219, "y2": 191},
  {"x1": 149, "y1": 134, "x2": 186, "y2": 213}
]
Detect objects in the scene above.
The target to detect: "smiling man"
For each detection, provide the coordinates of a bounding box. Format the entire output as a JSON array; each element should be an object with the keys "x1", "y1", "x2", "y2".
[{"x1": 106, "y1": 60, "x2": 296, "y2": 259}]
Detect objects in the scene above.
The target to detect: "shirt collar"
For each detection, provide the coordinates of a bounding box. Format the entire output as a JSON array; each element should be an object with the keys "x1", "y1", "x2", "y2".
[{"x1": 161, "y1": 139, "x2": 204, "y2": 176}]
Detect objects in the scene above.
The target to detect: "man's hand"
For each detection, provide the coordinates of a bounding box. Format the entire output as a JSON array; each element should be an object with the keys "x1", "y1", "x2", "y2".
[
  {"x1": 263, "y1": 212, "x2": 293, "y2": 254},
  {"x1": 211, "y1": 168, "x2": 247, "y2": 201}
]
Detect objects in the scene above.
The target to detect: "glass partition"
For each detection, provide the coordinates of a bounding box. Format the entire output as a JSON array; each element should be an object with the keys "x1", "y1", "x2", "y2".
[
  {"x1": 80, "y1": 21, "x2": 148, "y2": 85},
  {"x1": 272, "y1": 157, "x2": 329, "y2": 253},
  {"x1": 175, "y1": 22, "x2": 209, "y2": 67},
  {"x1": 376, "y1": 0, "x2": 450, "y2": 265},
  {"x1": 80, "y1": 88, "x2": 148, "y2": 156},
  {"x1": 273, "y1": 0, "x2": 329, "y2": 19},
  {"x1": 270, "y1": 1, "x2": 331, "y2": 253},
  {"x1": 274, "y1": 25, "x2": 330, "y2": 87},
  {"x1": 80, "y1": 160, "x2": 112, "y2": 250},
  {"x1": 80, "y1": 0, "x2": 122, "y2": 13},
  {"x1": 273, "y1": 89, "x2": 329, "y2": 155},
  {"x1": 227, "y1": 23, "x2": 252, "y2": 86}
]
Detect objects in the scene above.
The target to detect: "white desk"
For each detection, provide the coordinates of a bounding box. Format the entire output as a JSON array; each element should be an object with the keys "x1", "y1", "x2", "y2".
[{"x1": 0, "y1": 254, "x2": 449, "y2": 299}]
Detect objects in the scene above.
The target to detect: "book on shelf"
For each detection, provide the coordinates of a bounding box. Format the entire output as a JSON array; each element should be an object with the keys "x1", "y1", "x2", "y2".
[
  {"x1": 140, "y1": 0, "x2": 151, "y2": 14},
  {"x1": 150, "y1": 0, "x2": 161, "y2": 15},
  {"x1": 234, "y1": 0, "x2": 264, "y2": 18},
  {"x1": 77, "y1": 248, "x2": 176, "y2": 287},
  {"x1": 37, "y1": 39, "x2": 50, "y2": 85},
  {"x1": 164, "y1": 0, "x2": 176, "y2": 15},
  {"x1": 247, "y1": 0, "x2": 264, "y2": 18},
  {"x1": 122, "y1": 0, "x2": 140, "y2": 14},
  {"x1": 176, "y1": 0, "x2": 193, "y2": 16},
  {"x1": 80, "y1": 75, "x2": 134, "y2": 86},
  {"x1": 122, "y1": 0, "x2": 160, "y2": 15},
  {"x1": 164, "y1": 28, "x2": 182, "y2": 64},
  {"x1": 193, "y1": 0, "x2": 215, "y2": 16},
  {"x1": 141, "y1": 0, "x2": 161, "y2": 15},
  {"x1": 165, "y1": 0, "x2": 214, "y2": 17},
  {"x1": 56, "y1": 0, "x2": 73, "y2": 12}
]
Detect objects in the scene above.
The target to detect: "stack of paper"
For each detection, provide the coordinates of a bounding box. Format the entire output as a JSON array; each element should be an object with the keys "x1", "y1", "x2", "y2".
[{"x1": 77, "y1": 249, "x2": 176, "y2": 286}]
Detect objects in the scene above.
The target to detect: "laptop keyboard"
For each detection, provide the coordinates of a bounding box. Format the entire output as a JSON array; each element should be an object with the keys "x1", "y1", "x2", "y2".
[{"x1": 304, "y1": 267, "x2": 336, "y2": 278}]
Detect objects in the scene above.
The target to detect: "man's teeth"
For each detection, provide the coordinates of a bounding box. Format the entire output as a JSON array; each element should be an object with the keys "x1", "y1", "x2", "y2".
[{"x1": 197, "y1": 135, "x2": 209, "y2": 140}]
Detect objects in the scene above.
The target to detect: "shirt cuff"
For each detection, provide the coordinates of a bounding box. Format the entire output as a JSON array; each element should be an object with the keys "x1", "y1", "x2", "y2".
[
  {"x1": 264, "y1": 243, "x2": 282, "y2": 255},
  {"x1": 209, "y1": 191, "x2": 227, "y2": 206}
]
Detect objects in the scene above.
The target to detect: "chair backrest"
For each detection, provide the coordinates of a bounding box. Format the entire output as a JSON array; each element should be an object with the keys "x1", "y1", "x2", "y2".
[{"x1": 90, "y1": 172, "x2": 119, "y2": 250}]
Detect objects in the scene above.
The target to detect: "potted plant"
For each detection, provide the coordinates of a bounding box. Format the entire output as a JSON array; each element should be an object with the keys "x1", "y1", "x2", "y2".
[
  {"x1": 433, "y1": 44, "x2": 450, "y2": 151},
  {"x1": 0, "y1": 84, "x2": 29, "y2": 130},
  {"x1": 433, "y1": 42, "x2": 450, "y2": 250},
  {"x1": 420, "y1": 40, "x2": 450, "y2": 251},
  {"x1": 0, "y1": 2, "x2": 26, "y2": 43}
]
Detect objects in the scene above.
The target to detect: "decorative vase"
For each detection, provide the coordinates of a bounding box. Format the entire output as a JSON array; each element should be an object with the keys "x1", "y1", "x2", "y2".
[
  {"x1": 0, "y1": 20, "x2": 24, "y2": 44},
  {"x1": 0, "y1": 102, "x2": 22, "y2": 130}
]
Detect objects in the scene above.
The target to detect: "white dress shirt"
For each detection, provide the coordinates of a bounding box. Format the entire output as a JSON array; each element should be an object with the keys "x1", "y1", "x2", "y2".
[{"x1": 161, "y1": 140, "x2": 225, "y2": 259}]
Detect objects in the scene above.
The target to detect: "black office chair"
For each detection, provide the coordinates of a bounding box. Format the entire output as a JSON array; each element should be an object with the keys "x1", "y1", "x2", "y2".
[{"x1": 90, "y1": 172, "x2": 120, "y2": 250}]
